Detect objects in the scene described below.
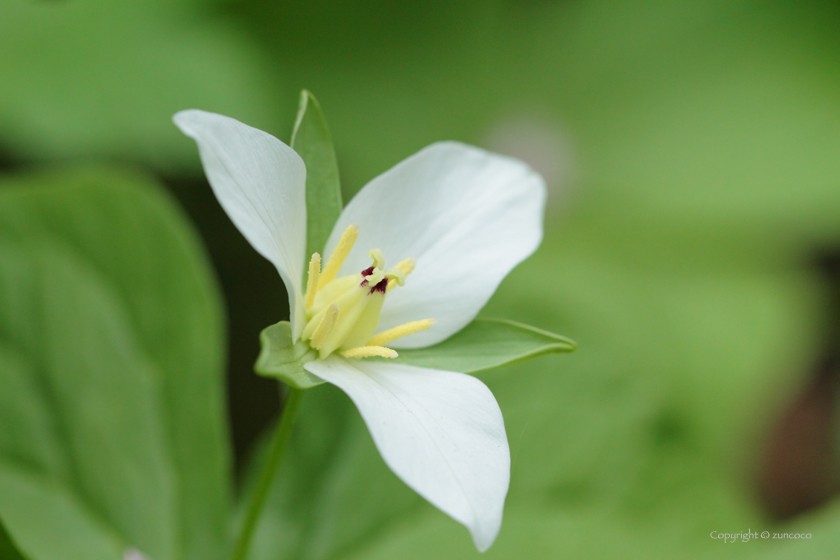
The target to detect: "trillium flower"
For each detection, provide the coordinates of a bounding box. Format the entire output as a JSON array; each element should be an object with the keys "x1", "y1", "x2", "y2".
[{"x1": 174, "y1": 109, "x2": 546, "y2": 551}]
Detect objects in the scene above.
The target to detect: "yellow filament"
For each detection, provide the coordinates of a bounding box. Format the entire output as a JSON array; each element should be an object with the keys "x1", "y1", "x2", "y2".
[
  {"x1": 387, "y1": 258, "x2": 416, "y2": 292},
  {"x1": 367, "y1": 319, "x2": 435, "y2": 347},
  {"x1": 319, "y1": 225, "x2": 359, "y2": 288},
  {"x1": 343, "y1": 345, "x2": 398, "y2": 359},
  {"x1": 305, "y1": 253, "x2": 321, "y2": 309},
  {"x1": 310, "y1": 304, "x2": 339, "y2": 349}
]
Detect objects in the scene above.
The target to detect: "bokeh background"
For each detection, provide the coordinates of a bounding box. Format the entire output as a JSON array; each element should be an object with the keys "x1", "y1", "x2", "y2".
[{"x1": 2, "y1": 1, "x2": 840, "y2": 558}]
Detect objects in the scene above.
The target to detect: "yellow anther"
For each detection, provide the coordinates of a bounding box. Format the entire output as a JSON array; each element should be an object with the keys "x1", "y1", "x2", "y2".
[
  {"x1": 367, "y1": 319, "x2": 436, "y2": 347},
  {"x1": 319, "y1": 225, "x2": 359, "y2": 288},
  {"x1": 396, "y1": 257, "x2": 416, "y2": 275},
  {"x1": 310, "y1": 303, "x2": 339, "y2": 349},
  {"x1": 387, "y1": 258, "x2": 415, "y2": 292},
  {"x1": 342, "y1": 345, "x2": 399, "y2": 359},
  {"x1": 305, "y1": 253, "x2": 321, "y2": 309}
]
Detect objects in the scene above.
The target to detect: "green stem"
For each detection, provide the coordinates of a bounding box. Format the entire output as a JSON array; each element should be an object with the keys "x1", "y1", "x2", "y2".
[{"x1": 232, "y1": 387, "x2": 304, "y2": 560}]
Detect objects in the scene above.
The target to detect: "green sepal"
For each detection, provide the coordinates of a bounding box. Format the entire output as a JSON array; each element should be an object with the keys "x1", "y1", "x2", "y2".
[
  {"x1": 290, "y1": 90, "x2": 343, "y2": 260},
  {"x1": 377, "y1": 318, "x2": 577, "y2": 374},
  {"x1": 255, "y1": 322, "x2": 325, "y2": 390},
  {"x1": 0, "y1": 514, "x2": 29, "y2": 560}
]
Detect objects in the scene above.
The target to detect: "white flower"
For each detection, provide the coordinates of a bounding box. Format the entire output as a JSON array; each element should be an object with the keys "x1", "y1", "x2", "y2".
[{"x1": 174, "y1": 110, "x2": 545, "y2": 551}]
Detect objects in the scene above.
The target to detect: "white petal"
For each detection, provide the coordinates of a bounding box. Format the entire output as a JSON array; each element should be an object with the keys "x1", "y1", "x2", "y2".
[
  {"x1": 304, "y1": 357, "x2": 510, "y2": 551},
  {"x1": 325, "y1": 142, "x2": 545, "y2": 348},
  {"x1": 174, "y1": 110, "x2": 307, "y2": 338}
]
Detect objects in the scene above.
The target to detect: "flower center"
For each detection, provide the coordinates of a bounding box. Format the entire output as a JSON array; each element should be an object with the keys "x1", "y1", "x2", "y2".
[{"x1": 300, "y1": 225, "x2": 435, "y2": 360}]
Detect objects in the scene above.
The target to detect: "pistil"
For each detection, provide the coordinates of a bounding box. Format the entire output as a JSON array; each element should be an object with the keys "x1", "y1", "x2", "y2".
[
  {"x1": 387, "y1": 258, "x2": 415, "y2": 292},
  {"x1": 299, "y1": 226, "x2": 433, "y2": 360}
]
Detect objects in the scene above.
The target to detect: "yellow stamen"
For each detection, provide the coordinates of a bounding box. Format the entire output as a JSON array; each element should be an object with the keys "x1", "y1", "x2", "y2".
[
  {"x1": 396, "y1": 257, "x2": 416, "y2": 275},
  {"x1": 310, "y1": 303, "x2": 339, "y2": 349},
  {"x1": 367, "y1": 319, "x2": 435, "y2": 347},
  {"x1": 305, "y1": 253, "x2": 321, "y2": 309},
  {"x1": 387, "y1": 258, "x2": 416, "y2": 292},
  {"x1": 342, "y1": 345, "x2": 399, "y2": 359},
  {"x1": 319, "y1": 225, "x2": 359, "y2": 288}
]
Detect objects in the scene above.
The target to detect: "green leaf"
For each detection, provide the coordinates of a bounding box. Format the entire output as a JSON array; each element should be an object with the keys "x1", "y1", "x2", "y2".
[
  {"x1": 290, "y1": 90, "x2": 344, "y2": 259},
  {"x1": 0, "y1": 2, "x2": 283, "y2": 172},
  {"x1": 0, "y1": 245, "x2": 168, "y2": 560},
  {"x1": 255, "y1": 322, "x2": 324, "y2": 390},
  {"x1": 380, "y1": 319, "x2": 576, "y2": 374},
  {"x1": 0, "y1": 168, "x2": 231, "y2": 560},
  {"x1": 0, "y1": 513, "x2": 28, "y2": 560}
]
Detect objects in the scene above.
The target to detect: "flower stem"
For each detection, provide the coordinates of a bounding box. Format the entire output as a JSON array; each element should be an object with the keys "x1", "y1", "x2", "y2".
[{"x1": 232, "y1": 387, "x2": 304, "y2": 560}]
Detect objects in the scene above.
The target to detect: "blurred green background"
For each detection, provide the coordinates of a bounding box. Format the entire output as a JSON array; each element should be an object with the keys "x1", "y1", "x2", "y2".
[{"x1": 2, "y1": 0, "x2": 840, "y2": 558}]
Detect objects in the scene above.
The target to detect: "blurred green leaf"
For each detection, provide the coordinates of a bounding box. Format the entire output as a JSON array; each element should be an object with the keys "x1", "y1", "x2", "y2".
[
  {"x1": 0, "y1": 513, "x2": 29, "y2": 560},
  {"x1": 255, "y1": 322, "x2": 323, "y2": 390},
  {"x1": 0, "y1": 168, "x2": 230, "y2": 560},
  {"x1": 0, "y1": 2, "x2": 283, "y2": 172},
  {"x1": 291, "y1": 90, "x2": 344, "y2": 258},
  {"x1": 381, "y1": 319, "x2": 575, "y2": 373},
  {"x1": 0, "y1": 244, "x2": 167, "y2": 560}
]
